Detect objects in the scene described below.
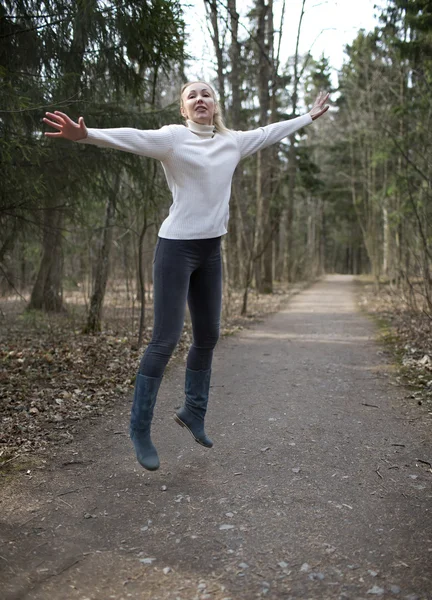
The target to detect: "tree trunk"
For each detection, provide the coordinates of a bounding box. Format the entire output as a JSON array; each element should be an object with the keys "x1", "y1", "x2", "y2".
[
  {"x1": 319, "y1": 199, "x2": 325, "y2": 276},
  {"x1": 255, "y1": 0, "x2": 273, "y2": 294},
  {"x1": 260, "y1": 0, "x2": 276, "y2": 294},
  {"x1": 221, "y1": 238, "x2": 231, "y2": 318},
  {"x1": 28, "y1": 201, "x2": 64, "y2": 311},
  {"x1": 204, "y1": 0, "x2": 226, "y2": 111},
  {"x1": 137, "y1": 217, "x2": 149, "y2": 348},
  {"x1": 228, "y1": 0, "x2": 242, "y2": 287},
  {"x1": 137, "y1": 157, "x2": 158, "y2": 347},
  {"x1": 0, "y1": 219, "x2": 18, "y2": 295},
  {"x1": 84, "y1": 174, "x2": 120, "y2": 333},
  {"x1": 284, "y1": 0, "x2": 305, "y2": 283}
]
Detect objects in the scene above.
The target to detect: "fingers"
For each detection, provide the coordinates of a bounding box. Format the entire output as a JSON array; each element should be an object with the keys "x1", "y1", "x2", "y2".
[
  {"x1": 44, "y1": 111, "x2": 66, "y2": 124},
  {"x1": 53, "y1": 110, "x2": 74, "y2": 123},
  {"x1": 310, "y1": 99, "x2": 330, "y2": 120},
  {"x1": 44, "y1": 132, "x2": 64, "y2": 137},
  {"x1": 316, "y1": 91, "x2": 330, "y2": 106},
  {"x1": 44, "y1": 110, "x2": 78, "y2": 127},
  {"x1": 42, "y1": 117, "x2": 63, "y2": 130},
  {"x1": 311, "y1": 91, "x2": 330, "y2": 118},
  {"x1": 313, "y1": 105, "x2": 329, "y2": 120}
]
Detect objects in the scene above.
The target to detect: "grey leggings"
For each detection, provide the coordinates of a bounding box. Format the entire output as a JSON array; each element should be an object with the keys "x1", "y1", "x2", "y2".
[{"x1": 139, "y1": 237, "x2": 222, "y2": 378}]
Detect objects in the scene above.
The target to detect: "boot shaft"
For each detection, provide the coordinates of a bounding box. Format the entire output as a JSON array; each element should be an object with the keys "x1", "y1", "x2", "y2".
[
  {"x1": 185, "y1": 368, "x2": 211, "y2": 414},
  {"x1": 130, "y1": 373, "x2": 162, "y2": 431}
]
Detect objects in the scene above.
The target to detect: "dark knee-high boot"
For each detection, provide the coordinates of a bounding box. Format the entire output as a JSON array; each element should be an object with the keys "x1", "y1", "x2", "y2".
[
  {"x1": 130, "y1": 374, "x2": 162, "y2": 471},
  {"x1": 174, "y1": 368, "x2": 213, "y2": 448}
]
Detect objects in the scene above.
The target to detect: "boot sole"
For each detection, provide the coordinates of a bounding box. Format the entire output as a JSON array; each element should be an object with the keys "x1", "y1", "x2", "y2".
[
  {"x1": 138, "y1": 461, "x2": 159, "y2": 471},
  {"x1": 174, "y1": 414, "x2": 213, "y2": 448}
]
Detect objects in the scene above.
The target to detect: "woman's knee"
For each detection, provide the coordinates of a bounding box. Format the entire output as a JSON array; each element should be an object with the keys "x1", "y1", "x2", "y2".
[
  {"x1": 209, "y1": 329, "x2": 220, "y2": 348},
  {"x1": 138, "y1": 335, "x2": 181, "y2": 377},
  {"x1": 150, "y1": 335, "x2": 181, "y2": 357},
  {"x1": 193, "y1": 328, "x2": 220, "y2": 350}
]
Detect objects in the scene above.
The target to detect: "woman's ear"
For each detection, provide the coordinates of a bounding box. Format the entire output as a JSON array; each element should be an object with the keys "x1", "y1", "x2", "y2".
[{"x1": 180, "y1": 106, "x2": 187, "y2": 120}]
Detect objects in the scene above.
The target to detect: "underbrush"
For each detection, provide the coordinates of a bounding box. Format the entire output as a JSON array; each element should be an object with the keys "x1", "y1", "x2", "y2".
[{"x1": 356, "y1": 277, "x2": 432, "y2": 411}]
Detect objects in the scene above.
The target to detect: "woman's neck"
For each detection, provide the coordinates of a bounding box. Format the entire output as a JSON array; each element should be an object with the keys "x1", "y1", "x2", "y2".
[{"x1": 186, "y1": 120, "x2": 216, "y2": 139}]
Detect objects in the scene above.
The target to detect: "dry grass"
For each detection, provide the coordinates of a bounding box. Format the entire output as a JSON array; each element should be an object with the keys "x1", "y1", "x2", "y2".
[{"x1": 356, "y1": 277, "x2": 432, "y2": 410}]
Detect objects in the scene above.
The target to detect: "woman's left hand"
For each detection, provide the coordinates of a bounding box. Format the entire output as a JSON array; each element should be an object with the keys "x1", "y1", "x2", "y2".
[{"x1": 309, "y1": 91, "x2": 330, "y2": 121}]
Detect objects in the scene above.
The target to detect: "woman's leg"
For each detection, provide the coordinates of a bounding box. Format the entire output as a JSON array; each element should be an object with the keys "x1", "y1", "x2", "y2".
[
  {"x1": 186, "y1": 239, "x2": 222, "y2": 370},
  {"x1": 174, "y1": 239, "x2": 222, "y2": 447},
  {"x1": 139, "y1": 238, "x2": 194, "y2": 377},
  {"x1": 131, "y1": 238, "x2": 197, "y2": 470}
]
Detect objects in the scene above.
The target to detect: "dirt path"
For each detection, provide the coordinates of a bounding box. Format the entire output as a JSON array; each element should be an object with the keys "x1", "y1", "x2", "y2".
[{"x1": 1, "y1": 275, "x2": 431, "y2": 600}]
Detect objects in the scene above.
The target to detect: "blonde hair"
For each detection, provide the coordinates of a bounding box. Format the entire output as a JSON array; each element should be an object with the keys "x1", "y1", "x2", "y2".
[{"x1": 180, "y1": 81, "x2": 229, "y2": 134}]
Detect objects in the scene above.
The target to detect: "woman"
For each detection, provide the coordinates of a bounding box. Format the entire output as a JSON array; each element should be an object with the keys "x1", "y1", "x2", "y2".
[{"x1": 43, "y1": 82, "x2": 329, "y2": 471}]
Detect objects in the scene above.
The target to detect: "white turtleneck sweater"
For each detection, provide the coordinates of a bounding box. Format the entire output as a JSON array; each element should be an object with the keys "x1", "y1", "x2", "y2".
[{"x1": 79, "y1": 114, "x2": 313, "y2": 239}]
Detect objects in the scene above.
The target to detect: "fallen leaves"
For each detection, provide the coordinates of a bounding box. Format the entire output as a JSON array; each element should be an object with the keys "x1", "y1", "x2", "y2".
[
  {"x1": 1, "y1": 331, "x2": 137, "y2": 462},
  {"x1": 358, "y1": 282, "x2": 432, "y2": 408}
]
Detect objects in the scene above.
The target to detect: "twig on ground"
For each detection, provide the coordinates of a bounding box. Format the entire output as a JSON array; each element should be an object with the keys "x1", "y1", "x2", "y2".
[
  {"x1": 0, "y1": 453, "x2": 23, "y2": 468},
  {"x1": 57, "y1": 497, "x2": 73, "y2": 508},
  {"x1": 57, "y1": 486, "x2": 89, "y2": 497}
]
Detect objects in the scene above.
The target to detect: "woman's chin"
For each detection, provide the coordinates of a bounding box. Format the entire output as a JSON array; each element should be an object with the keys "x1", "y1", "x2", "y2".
[{"x1": 192, "y1": 114, "x2": 213, "y2": 125}]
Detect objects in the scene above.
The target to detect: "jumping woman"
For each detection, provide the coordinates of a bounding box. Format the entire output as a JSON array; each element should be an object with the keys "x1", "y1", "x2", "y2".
[{"x1": 43, "y1": 82, "x2": 329, "y2": 471}]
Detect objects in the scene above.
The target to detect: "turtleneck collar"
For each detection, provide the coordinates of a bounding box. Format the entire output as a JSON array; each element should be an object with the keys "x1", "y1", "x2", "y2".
[{"x1": 186, "y1": 119, "x2": 216, "y2": 139}]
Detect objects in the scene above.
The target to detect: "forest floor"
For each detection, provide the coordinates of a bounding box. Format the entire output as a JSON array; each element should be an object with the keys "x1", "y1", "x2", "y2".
[{"x1": 1, "y1": 275, "x2": 431, "y2": 599}]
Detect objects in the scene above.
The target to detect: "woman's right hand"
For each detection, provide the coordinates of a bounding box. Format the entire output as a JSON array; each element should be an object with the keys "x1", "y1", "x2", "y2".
[{"x1": 43, "y1": 111, "x2": 88, "y2": 141}]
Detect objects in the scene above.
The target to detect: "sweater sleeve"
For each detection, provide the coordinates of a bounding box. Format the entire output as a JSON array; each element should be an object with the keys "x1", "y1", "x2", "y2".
[
  {"x1": 235, "y1": 113, "x2": 313, "y2": 159},
  {"x1": 77, "y1": 125, "x2": 175, "y2": 161}
]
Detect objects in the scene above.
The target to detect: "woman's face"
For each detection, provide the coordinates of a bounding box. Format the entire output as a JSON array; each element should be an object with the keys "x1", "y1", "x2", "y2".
[{"x1": 181, "y1": 83, "x2": 215, "y2": 126}]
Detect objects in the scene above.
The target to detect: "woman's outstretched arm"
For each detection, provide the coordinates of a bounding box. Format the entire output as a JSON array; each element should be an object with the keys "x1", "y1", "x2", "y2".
[
  {"x1": 236, "y1": 91, "x2": 330, "y2": 159},
  {"x1": 43, "y1": 110, "x2": 175, "y2": 161}
]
